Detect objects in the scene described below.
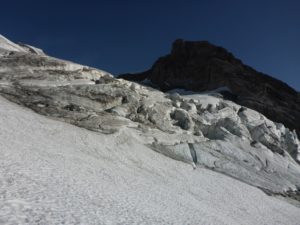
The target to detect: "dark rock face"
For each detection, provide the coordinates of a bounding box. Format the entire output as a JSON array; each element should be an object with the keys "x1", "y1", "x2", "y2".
[{"x1": 119, "y1": 39, "x2": 300, "y2": 136}]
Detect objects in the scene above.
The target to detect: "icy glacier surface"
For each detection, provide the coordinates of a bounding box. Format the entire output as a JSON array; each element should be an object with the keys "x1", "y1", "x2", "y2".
[{"x1": 1, "y1": 96, "x2": 300, "y2": 225}]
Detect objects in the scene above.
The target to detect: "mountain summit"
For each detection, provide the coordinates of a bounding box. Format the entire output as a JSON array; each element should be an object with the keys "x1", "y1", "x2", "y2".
[{"x1": 119, "y1": 39, "x2": 300, "y2": 136}]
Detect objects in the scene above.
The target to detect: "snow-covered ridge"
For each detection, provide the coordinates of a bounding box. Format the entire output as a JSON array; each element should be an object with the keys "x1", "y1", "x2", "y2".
[
  {"x1": 0, "y1": 35, "x2": 26, "y2": 53},
  {"x1": 0, "y1": 35, "x2": 46, "y2": 56},
  {"x1": 0, "y1": 35, "x2": 300, "y2": 224}
]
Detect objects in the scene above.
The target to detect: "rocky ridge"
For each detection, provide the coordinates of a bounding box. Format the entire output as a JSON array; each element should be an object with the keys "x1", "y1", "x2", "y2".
[{"x1": 0, "y1": 36, "x2": 300, "y2": 201}]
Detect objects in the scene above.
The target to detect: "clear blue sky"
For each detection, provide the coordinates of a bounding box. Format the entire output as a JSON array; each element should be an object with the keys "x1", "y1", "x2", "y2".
[{"x1": 1, "y1": 0, "x2": 299, "y2": 90}]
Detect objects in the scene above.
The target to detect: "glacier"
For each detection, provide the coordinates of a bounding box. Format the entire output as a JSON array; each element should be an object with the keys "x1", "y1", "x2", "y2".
[{"x1": 0, "y1": 35, "x2": 300, "y2": 224}]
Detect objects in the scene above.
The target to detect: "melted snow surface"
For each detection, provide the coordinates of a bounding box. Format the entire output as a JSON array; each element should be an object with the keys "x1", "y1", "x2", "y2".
[{"x1": 1, "y1": 96, "x2": 300, "y2": 225}]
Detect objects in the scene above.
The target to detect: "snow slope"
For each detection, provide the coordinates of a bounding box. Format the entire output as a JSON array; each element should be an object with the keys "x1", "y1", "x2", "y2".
[
  {"x1": 0, "y1": 35, "x2": 44, "y2": 56},
  {"x1": 0, "y1": 35, "x2": 26, "y2": 54},
  {"x1": 1, "y1": 96, "x2": 300, "y2": 225}
]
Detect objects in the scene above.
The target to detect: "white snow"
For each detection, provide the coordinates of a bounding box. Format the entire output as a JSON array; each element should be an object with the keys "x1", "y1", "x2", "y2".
[
  {"x1": 1, "y1": 96, "x2": 300, "y2": 225},
  {"x1": 0, "y1": 35, "x2": 26, "y2": 54},
  {"x1": 168, "y1": 87, "x2": 232, "y2": 107}
]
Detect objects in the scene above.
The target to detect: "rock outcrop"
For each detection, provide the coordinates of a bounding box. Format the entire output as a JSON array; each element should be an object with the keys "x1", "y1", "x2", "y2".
[
  {"x1": 119, "y1": 39, "x2": 300, "y2": 137},
  {"x1": 1, "y1": 35, "x2": 300, "y2": 199}
]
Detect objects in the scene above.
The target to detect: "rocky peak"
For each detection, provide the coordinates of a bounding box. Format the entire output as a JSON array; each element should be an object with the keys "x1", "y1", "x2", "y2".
[
  {"x1": 171, "y1": 39, "x2": 239, "y2": 64},
  {"x1": 119, "y1": 39, "x2": 300, "y2": 137}
]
